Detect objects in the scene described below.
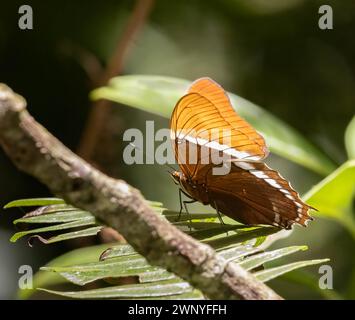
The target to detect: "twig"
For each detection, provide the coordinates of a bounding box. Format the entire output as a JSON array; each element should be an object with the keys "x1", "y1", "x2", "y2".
[
  {"x1": 0, "y1": 84, "x2": 282, "y2": 300},
  {"x1": 77, "y1": 0, "x2": 155, "y2": 161}
]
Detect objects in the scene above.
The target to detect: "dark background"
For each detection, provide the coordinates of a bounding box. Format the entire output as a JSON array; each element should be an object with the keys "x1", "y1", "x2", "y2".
[{"x1": 0, "y1": 0, "x2": 354, "y2": 299}]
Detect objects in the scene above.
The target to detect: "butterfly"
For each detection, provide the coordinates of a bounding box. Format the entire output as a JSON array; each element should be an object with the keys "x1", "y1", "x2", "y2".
[{"x1": 170, "y1": 77, "x2": 314, "y2": 229}]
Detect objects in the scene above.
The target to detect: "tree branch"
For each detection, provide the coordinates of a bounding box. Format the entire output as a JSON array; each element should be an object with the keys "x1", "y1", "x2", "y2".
[
  {"x1": 77, "y1": 0, "x2": 155, "y2": 162},
  {"x1": 0, "y1": 84, "x2": 282, "y2": 300}
]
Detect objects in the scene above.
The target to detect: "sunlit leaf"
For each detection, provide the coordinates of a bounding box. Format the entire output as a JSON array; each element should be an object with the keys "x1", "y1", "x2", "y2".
[
  {"x1": 6, "y1": 198, "x2": 329, "y2": 300},
  {"x1": 205, "y1": 226, "x2": 279, "y2": 249},
  {"x1": 345, "y1": 116, "x2": 355, "y2": 159},
  {"x1": 303, "y1": 160, "x2": 355, "y2": 238},
  {"x1": 14, "y1": 210, "x2": 93, "y2": 224},
  {"x1": 254, "y1": 259, "x2": 330, "y2": 282},
  {"x1": 10, "y1": 218, "x2": 97, "y2": 242},
  {"x1": 4, "y1": 198, "x2": 65, "y2": 208},
  {"x1": 28, "y1": 226, "x2": 103, "y2": 245},
  {"x1": 39, "y1": 279, "x2": 193, "y2": 299},
  {"x1": 238, "y1": 246, "x2": 308, "y2": 270}
]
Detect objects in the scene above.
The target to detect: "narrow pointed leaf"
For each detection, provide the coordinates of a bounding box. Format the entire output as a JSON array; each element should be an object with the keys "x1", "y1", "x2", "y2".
[
  {"x1": 100, "y1": 244, "x2": 138, "y2": 260},
  {"x1": 254, "y1": 259, "x2": 330, "y2": 282},
  {"x1": 28, "y1": 226, "x2": 103, "y2": 245},
  {"x1": 205, "y1": 226, "x2": 279, "y2": 250},
  {"x1": 38, "y1": 279, "x2": 193, "y2": 299},
  {"x1": 10, "y1": 218, "x2": 97, "y2": 242},
  {"x1": 217, "y1": 244, "x2": 261, "y2": 262},
  {"x1": 14, "y1": 210, "x2": 93, "y2": 224},
  {"x1": 4, "y1": 197, "x2": 65, "y2": 208},
  {"x1": 239, "y1": 246, "x2": 308, "y2": 270}
]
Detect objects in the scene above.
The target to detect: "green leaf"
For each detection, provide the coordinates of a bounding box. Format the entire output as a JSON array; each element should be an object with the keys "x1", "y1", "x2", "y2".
[
  {"x1": 238, "y1": 246, "x2": 308, "y2": 271},
  {"x1": 18, "y1": 243, "x2": 115, "y2": 299},
  {"x1": 10, "y1": 218, "x2": 97, "y2": 242},
  {"x1": 42, "y1": 255, "x2": 152, "y2": 285},
  {"x1": 4, "y1": 197, "x2": 65, "y2": 208},
  {"x1": 100, "y1": 244, "x2": 138, "y2": 260},
  {"x1": 345, "y1": 116, "x2": 355, "y2": 159},
  {"x1": 38, "y1": 279, "x2": 193, "y2": 299},
  {"x1": 218, "y1": 244, "x2": 261, "y2": 261},
  {"x1": 188, "y1": 224, "x2": 244, "y2": 240},
  {"x1": 303, "y1": 160, "x2": 355, "y2": 238},
  {"x1": 91, "y1": 75, "x2": 336, "y2": 175},
  {"x1": 139, "y1": 269, "x2": 175, "y2": 283},
  {"x1": 164, "y1": 211, "x2": 219, "y2": 222},
  {"x1": 140, "y1": 290, "x2": 204, "y2": 300},
  {"x1": 6, "y1": 198, "x2": 328, "y2": 300},
  {"x1": 254, "y1": 259, "x2": 330, "y2": 282},
  {"x1": 27, "y1": 226, "x2": 103, "y2": 245},
  {"x1": 205, "y1": 226, "x2": 279, "y2": 250},
  {"x1": 14, "y1": 210, "x2": 93, "y2": 224}
]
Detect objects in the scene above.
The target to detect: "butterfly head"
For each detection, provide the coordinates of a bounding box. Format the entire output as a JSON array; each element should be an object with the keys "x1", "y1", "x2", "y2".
[{"x1": 170, "y1": 170, "x2": 183, "y2": 185}]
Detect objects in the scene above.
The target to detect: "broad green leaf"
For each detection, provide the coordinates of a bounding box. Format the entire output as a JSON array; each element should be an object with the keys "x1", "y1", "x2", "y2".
[
  {"x1": 4, "y1": 197, "x2": 65, "y2": 208},
  {"x1": 254, "y1": 259, "x2": 330, "y2": 282},
  {"x1": 38, "y1": 279, "x2": 193, "y2": 299},
  {"x1": 10, "y1": 218, "x2": 97, "y2": 242},
  {"x1": 91, "y1": 75, "x2": 336, "y2": 175},
  {"x1": 238, "y1": 246, "x2": 308, "y2": 271},
  {"x1": 345, "y1": 116, "x2": 355, "y2": 159},
  {"x1": 303, "y1": 160, "x2": 355, "y2": 238}
]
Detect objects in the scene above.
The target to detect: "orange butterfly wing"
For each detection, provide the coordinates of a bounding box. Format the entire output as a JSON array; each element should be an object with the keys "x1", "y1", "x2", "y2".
[{"x1": 170, "y1": 78, "x2": 268, "y2": 179}]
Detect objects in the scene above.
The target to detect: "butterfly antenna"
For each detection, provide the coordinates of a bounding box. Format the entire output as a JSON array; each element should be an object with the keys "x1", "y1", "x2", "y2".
[{"x1": 129, "y1": 143, "x2": 176, "y2": 173}]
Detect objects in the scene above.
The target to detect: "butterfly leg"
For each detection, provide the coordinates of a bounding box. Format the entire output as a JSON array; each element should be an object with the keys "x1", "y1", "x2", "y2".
[
  {"x1": 177, "y1": 189, "x2": 196, "y2": 229},
  {"x1": 213, "y1": 201, "x2": 226, "y2": 225},
  {"x1": 213, "y1": 201, "x2": 229, "y2": 235}
]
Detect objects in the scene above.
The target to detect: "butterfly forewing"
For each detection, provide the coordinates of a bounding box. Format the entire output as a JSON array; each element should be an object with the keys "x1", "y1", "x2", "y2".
[
  {"x1": 188, "y1": 78, "x2": 269, "y2": 160},
  {"x1": 170, "y1": 78, "x2": 269, "y2": 179}
]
